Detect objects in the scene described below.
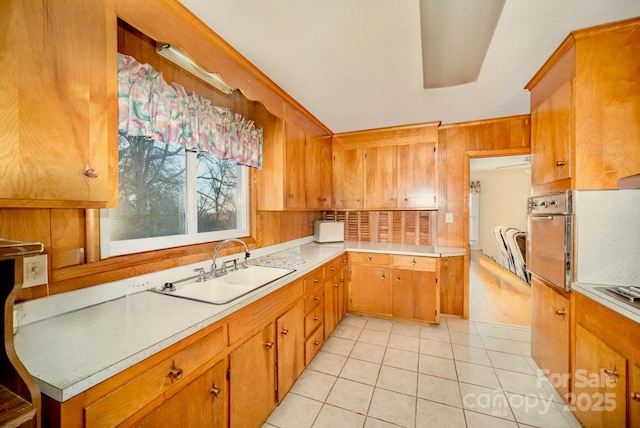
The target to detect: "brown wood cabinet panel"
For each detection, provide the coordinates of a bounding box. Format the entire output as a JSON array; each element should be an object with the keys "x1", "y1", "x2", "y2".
[
  {"x1": 0, "y1": 0, "x2": 117, "y2": 208},
  {"x1": 349, "y1": 264, "x2": 390, "y2": 315},
  {"x1": 365, "y1": 146, "x2": 397, "y2": 209},
  {"x1": 229, "y1": 323, "x2": 277, "y2": 428},
  {"x1": 284, "y1": 122, "x2": 307, "y2": 209},
  {"x1": 306, "y1": 135, "x2": 332, "y2": 210},
  {"x1": 397, "y1": 142, "x2": 437, "y2": 208},
  {"x1": 132, "y1": 359, "x2": 227, "y2": 428},
  {"x1": 530, "y1": 80, "x2": 572, "y2": 186},
  {"x1": 573, "y1": 324, "x2": 626, "y2": 427},
  {"x1": 349, "y1": 253, "x2": 390, "y2": 266},
  {"x1": 276, "y1": 300, "x2": 305, "y2": 402},
  {"x1": 391, "y1": 268, "x2": 438, "y2": 323},
  {"x1": 332, "y1": 148, "x2": 365, "y2": 209},
  {"x1": 530, "y1": 277, "x2": 570, "y2": 400}
]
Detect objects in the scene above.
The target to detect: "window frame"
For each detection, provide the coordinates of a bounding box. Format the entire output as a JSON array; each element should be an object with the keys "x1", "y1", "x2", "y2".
[{"x1": 100, "y1": 149, "x2": 250, "y2": 258}]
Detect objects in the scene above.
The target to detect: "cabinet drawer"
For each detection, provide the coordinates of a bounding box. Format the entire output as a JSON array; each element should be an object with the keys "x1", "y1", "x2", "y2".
[
  {"x1": 303, "y1": 269, "x2": 325, "y2": 293},
  {"x1": 305, "y1": 306, "x2": 324, "y2": 338},
  {"x1": 304, "y1": 288, "x2": 324, "y2": 313},
  {"x1": 391, "y1": 255, "x2": 436, "y2": 271},
  {"x1": 85, "y1": 326, "x2": 225, "y2": 428},
  {"x1": 305, "y1": 326, "x2": 325, "y2": 365},
  {"x1": 350, "y1": 252, "x2": 390, "y2": 266},
  {"x1": 324, "y1": 259, "x2": 341, "y2": 278}
]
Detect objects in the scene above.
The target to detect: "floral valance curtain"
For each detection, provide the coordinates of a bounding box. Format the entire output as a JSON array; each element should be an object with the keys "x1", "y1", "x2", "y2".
[{"x1": 117, "y1": 53, "x2": 262, "y2": 169}]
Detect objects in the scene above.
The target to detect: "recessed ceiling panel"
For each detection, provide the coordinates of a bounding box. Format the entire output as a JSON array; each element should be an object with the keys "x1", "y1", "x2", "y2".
[{"x1": 420, "y1": 0, "x2": 505, "y2": 89}]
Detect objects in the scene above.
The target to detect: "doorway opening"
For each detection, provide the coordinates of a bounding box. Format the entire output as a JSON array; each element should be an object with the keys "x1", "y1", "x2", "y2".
[{"x1": 467, "y1": 154, "x2": 532, "y2": 326}]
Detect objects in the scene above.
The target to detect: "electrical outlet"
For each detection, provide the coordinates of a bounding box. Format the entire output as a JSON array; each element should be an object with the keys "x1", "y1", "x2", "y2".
[
  {"x1": 445, "y1": 212, "x2": 454, "y2": 224},
  {"x1": 23, "y1": 254, "x2": 48, "y2": 288}
]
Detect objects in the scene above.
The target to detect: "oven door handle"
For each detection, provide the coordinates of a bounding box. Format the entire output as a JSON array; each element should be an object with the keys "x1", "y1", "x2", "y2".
[{"x1": 529, "y1": 215, "x2": 555, "y2": 221}]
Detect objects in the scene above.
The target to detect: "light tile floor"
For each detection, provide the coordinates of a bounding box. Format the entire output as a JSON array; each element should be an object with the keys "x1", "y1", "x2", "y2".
[{"x1": 264, "y1": 315, "x2": 582, "y2": 428}]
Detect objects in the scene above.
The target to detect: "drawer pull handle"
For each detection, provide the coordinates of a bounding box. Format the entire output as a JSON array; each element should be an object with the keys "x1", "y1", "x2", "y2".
[
  {"x1": 396, "y1": 276, "x2": 401, "y2": 282},
  {"x1": 367, "y1": 257, "x2": 373, "y2": 261},
  {"x1": 632, "y1": 392, "x2": 640, "y2": 402},
  {"x1": 339, "y1": 278, "x2": 344, "y2": 283},
  {"x1": 602, "y1": 367, "x2": 618, "y2": 382},
  {"x1": 330, "y1": 267, "x2": 336, "y2": 271},
  {"x1": 555, "y1": 309, "x2": 566, "y2": 316},
  {"x1": 333, "y1": 283, "x2": 339, "y2": 288},
  {"x1": 313, "y1": 340, "x2": 320, "y2": 347},
  {"x1": 313, "y1": 296, "x2": 320, "y2": 301},
  {"x1": 288, "y1": 194, "x2": 295, "y2": 199},
  {"x1": 381, "y1": 274, "x2": 386, "y2": 280},
  {"x1": 264, "y1": 342, "x2": 274, "y2": 349},
  {"x1": 210, "y1": 384, "x2": 222, "y2": 398},
  {"x1": 313, "y1": 316, "x2": 320, "y2": 322},
  {"x1": 412, "y1": 259, "x2": 416, "y2": 266},
  {"x1": 313, "y1": 278, "x2": 320, "y2": 283},
  {"x1": 167, "y1": 361, "x2": 183, "y2": 382},
  {"x1": 341, "y1": 259, "x2": 347, "y2": 263},
  {"x1": 281, "y1": 329, "x2": 289, "y2": 336},
  {"x1": 556, "y1": 160, "x2": 566, "y2": 167}
]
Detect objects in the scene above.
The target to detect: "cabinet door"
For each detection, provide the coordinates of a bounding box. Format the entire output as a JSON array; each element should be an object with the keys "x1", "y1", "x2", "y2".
[
  {"x1": 349, "y1": 264, "x2": 390, "y2": 315},
  {"x1": 631, "y1": 362, "x2": 640, "y2": 427},
  {"x1": 530, "y1": 277, "x2": 570, "y2": 399},
  {"x1": 391, "y1": 268, "x2": 438, "y2": 323},
  {"x1": 133, "y1": 359, "x2": 228, "y2": 428},
  {"x1": 573, "y1": 325, "x2": 626, "y2": 428},
  {"x1": 284, "y1": 122, "x2": 307, "y2": 209},
  {"x1": 332, "y1": 148, "x2": 364, "y2": 209},
  {"x1": 0, "y1": 0, "x2": 117, "y2": 207},
  {"x1": 323, "y1": 277, "x2": 339, "y2": 339},
  {"x1": 397, "y1": 142, "x2": 437, "y2": 208},
  {"x1": 531, "y1": 80, "x2": 572, "y2": 186},
  {"x1": 276, "y1": 300, "x2": 305, "y2": 402},
  {"x1": 306, "y1": 135, "x2": 332, "y2": 210},
  {"x1": 365, "y1": 146, "x2": 397, "y2": 209},
  {"x1": 230, "y1": 323, "x2": 277, "y2": 427}
]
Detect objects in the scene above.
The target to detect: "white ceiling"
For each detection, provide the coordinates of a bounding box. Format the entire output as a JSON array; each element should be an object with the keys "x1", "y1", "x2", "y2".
[{"x1": 179, "y1": 0, "x2": 640, "y2": 134}]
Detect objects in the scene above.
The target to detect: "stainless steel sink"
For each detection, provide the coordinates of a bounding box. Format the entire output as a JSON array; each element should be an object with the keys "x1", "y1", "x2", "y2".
[{"x1": 151, "y1": 265, "x2": 295, "y2": 305}]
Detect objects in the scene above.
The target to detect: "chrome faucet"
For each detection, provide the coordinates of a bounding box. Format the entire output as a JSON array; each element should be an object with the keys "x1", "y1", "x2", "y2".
[{"x1": 212, "y1": 238, "x2": 250, "y2": 277}]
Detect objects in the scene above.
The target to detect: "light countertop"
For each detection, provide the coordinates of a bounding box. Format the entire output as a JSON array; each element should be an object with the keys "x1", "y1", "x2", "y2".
[
  {"x1": 572, "y1": 282, "x2": 640, "y2": 324},
  {"x1": 14, "y1": 238, "x2": 465, "y2": 402}
]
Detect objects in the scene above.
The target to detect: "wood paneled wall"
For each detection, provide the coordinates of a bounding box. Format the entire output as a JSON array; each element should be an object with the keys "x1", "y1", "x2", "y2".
[{"x1": 437, "y1": 114, "x2": 531, "y2": 318}]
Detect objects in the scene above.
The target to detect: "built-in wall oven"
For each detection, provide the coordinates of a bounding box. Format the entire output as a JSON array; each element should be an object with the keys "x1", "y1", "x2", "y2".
[{"x1": 526, "y1": 191, "x2": 573, "y2": 291}]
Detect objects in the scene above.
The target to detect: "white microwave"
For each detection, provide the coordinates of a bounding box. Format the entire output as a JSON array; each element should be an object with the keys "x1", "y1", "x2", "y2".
[{"x1": 313, "y1": 220, "x2": 345, "y2": 243}]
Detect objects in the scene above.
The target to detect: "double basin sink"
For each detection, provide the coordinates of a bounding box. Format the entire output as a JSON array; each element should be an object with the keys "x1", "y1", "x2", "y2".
[{"x1": 151, "y1": 265, "x2": 295, "y2": 305}]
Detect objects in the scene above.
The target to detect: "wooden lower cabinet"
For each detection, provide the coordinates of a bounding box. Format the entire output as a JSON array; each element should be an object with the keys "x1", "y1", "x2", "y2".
[
  {"x1": 573, "y1": 324, "x2": 626, "y2": 427},
  {"x1": 229, "y1": 323, "x2": 277, "y2": 428},
  {"x1": 276, "y1": 300, "x2": 305, "y2": 402},
  {"x1": 530, "y1": 276, "x2": 570, "y2": 400},
  {"x1": 349, "y1": 252, "x2": 440, "y2": 323},
  {"x1": 324, "y1": 262, "x2": 348, "y2": 339},
  {"x1": 133, "y1": 359, "x2": 227, "y2": 427},
  {"x1": 391, "y1": 268, "x2": 438, "y2": 323},
  {"x1": 572, "y1": 292, "x2": 640, "y2": 428}
]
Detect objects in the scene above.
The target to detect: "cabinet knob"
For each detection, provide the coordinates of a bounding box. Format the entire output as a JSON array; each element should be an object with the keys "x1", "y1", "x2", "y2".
[
  {"x1": 556, "y1": 160, "x2": 566, "y2": 167},
  {"x1": 313, "y1": 295, "x2": 320, "y2": 301},
  {"x1": 333, "y1": 283, "x2": 339, "y2": 288},
  {"x1": 313, "y1": 316, "x2": 320, "y2": 322},
  {"x1": 367, "y1": 257, "x2": 373, "y2": 261},
  {"x1": 339, "y1": 278, "x2": 344, "y2": 283},
  {"x1": 313, "y1": 278, "x2": 320, "y2": 283},
  {"x1": 602, "y1": 367, "x2": 618, "y2": 383},
  {"x1": 210, "y1": 383, "x2": 222, "y2": 398},
  {"x1": 381, "y1": 274, "x2": 386, "y2": 280},
  {"x1": 396, "y1": 276, "x2": 401, "y2": 282},
  {"x1": 81, "y1": 163, "x2": 98, "y2": 183},
  {"x1": 412, "y1": 259, "x2": 417, "y2": 266},
  {"x1": 281, "y1": 329, "x2": 289, "y2": 336},
  {"x1": 555, "y1": 309, "x2": 566, "y2": 316},
  {"x1": 632, "y1": 392, "x2": 640, "y2": 402},
  {"x1": 264, "y1": 342, "x2": 274, "y2": 349},
  {"x1": 167, "y1": 361, "x2": 183, "y2": 382},
  {"x1": 313, "y1": 340, "x2": 320, "y2": 347},
  {"x1": 288, "y1": 194, "x2": 294, "y2": 199}
]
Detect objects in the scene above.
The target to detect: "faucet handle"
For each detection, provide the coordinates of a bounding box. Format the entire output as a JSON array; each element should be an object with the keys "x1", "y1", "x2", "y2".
[{"x1": 194, "y1": 268, "x2": 207, "y2": 282}]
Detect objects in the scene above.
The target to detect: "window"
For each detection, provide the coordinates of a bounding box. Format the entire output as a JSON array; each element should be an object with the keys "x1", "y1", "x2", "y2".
[{"x1": 100, "y1": 133, "x2": 249, "y2": 257}]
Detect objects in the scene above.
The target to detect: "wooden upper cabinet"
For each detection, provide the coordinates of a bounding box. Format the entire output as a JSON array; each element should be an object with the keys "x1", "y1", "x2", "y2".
[
  {"x1": 397, "y1": 142, "x2": 437, "y2": 209},
  {"x1": 0, "y1": 0, "x2": 118, "y2": 208},
  {"x1": 530, "y1": 80, "x2": 573, "y2": 187},
  {"x1": 526, "y1": 18, "x2": 640, "y2": 192},
  {"x1": 283, "y1": 122, "x2": 307, "y2": 209},
  {"x1": 332, "y1": 148, "x2": 365, "y2": 209},
  {"x1": 306, "y1": 135, "x2": 332, "y2": 210},
  {"x1": 365, "y1": 146, "x2": 397, "y2": 209},
  {"x1": 332, "y1": 122, "x2": 439, "y2": 210}
]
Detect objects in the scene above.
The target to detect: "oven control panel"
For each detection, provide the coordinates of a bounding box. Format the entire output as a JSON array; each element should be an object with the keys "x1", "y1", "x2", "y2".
[{"x1": 527, "y1": 190, "x2": 572, "y2": 215}]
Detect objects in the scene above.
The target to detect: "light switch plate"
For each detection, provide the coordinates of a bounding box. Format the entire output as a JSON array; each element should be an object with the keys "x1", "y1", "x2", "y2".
[
  {"x1": 23, "y1": 254, "x2": 48, "y2": 288},
  {"x1": 445, "y1": 212, "x2": 454, "y2": 223}
]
